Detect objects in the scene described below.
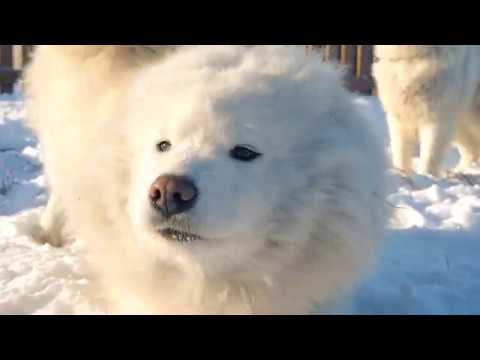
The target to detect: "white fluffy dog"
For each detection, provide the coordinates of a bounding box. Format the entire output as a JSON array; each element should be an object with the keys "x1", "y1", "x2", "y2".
[
  {"x1": 374, "y1": 45, "x2": 480, "y2": 177},
  {"x1": 24, "y1": 45, "x2": 388, "y2": 315}
]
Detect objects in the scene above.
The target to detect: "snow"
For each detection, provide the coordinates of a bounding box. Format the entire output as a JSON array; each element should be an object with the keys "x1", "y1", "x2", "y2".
[{"x1": 1, "y1": 90, "x2": 480, "y2": 315}]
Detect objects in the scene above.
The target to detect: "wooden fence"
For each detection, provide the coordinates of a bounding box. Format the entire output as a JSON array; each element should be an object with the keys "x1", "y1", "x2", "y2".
[
  {"x1": 1, "y1": 45, "x2": 376, "y2": 94},
  {"x1": 0, "y1": 45, "x2": 34, "y2": 93},
  {"x1": 307, "y1": 45, "x2": 376, "y2": 94}
]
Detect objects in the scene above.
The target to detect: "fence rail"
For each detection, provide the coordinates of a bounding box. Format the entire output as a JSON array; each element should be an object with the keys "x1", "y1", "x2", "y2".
[{"x1": 1, "y1": 45, "x2": 376, "y2": 94}]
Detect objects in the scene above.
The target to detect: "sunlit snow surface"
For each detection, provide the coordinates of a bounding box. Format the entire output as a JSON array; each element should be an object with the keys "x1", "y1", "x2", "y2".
[{"x1": 1, "y1": 90, "x2": 479, "y2": 315}]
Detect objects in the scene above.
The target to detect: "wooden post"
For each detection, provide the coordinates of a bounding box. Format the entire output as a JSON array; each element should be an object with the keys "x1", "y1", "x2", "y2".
[
  {"x1": 360, "y1": 45, "x2": 374, "y2": 95},
  {"x1": 13, "y1": 45, "x2": 24, "y2": 70},
  {"x1": 0, "y1": 45, "x2": 13, "y2": 67},
  {"x1": 356, "y1": 45, "x2": 363, "y2": 79},
  {"x1": 0, "y1": 45, "x2": 14, "y2": 93},
  {"x1": 323, "y1": 45, "x2": 330, "y2": 62},
  {"x1": 340, "y1": 45, "x2": 348, "y2": 65},
  {"x1": 23, "y1": 45, "x2": 34, "y2": 65}
]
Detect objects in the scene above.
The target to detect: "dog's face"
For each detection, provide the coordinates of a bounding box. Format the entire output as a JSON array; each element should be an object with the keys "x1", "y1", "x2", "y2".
[{"x1": 123, "y1": 47, "x2": 366, "y2": 275}]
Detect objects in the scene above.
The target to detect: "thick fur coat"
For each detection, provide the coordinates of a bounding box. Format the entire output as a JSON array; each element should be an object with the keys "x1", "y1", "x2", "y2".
[{"x1": 24, "y1": 45, "x2": 388, "y2": 314}]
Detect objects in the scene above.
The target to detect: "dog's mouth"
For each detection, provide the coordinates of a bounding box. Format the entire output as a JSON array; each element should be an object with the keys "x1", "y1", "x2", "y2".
[{"x1": 160, "y1": 228, "x2": 204, "y2": 244}]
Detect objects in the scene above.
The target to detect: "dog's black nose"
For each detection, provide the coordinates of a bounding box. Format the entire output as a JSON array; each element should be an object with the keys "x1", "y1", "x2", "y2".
[{"x1": 149, "y1": 175, "x2": 198, "y2": 217}]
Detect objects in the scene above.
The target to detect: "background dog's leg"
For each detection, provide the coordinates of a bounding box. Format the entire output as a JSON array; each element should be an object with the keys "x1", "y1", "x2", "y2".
[
  {"x1": 39, "y1": 193, "x2": 67, "y2": 247},
  {"x1": 455, "y1": 118, "x2": 480, "y2": 171},
  {"x1": 418, "y1": 120, "x2": 455, "y2": 177},
  {"x1": 388, "y1": 118, "x2": 416, "y2": 174}
]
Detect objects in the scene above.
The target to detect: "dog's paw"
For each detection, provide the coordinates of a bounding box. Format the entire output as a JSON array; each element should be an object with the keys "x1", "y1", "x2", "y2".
[
  {"x1": 37, "y1": 228, "x2": 67, "y2": 248},
  {"x1": 7, "y1": 209, "x2": 66, "y2": 247},
  {"x1": 390, "y1": 169, "x2": 420, "y2": 190}
]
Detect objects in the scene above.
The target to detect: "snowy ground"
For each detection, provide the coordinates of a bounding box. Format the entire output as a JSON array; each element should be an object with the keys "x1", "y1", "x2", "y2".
[{"x1": 1, "y1": 89, "x2": 480, "y2": 315}]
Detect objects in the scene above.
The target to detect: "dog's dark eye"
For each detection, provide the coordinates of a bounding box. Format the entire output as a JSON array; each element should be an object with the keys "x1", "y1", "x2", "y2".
[
  {"x1": 230, "y1": 145, "x2": 262, "y2": 162},
  {"x1": 157, "y1": 141, "x2": 172, "y2": 153}
]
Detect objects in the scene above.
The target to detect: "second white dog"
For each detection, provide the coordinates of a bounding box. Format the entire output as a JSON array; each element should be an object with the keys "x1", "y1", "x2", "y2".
[{"x1": 374, "y1": 45, "x2": 480, "y2": 176}]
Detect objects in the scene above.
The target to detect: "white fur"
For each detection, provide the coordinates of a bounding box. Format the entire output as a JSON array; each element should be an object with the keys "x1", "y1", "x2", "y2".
[
  {"x1": 24, "y1": 45, "x2": 389, "y2": 315},
  {"x1": 374, "y1": 45, "x2": 480, "y2": 176}
]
